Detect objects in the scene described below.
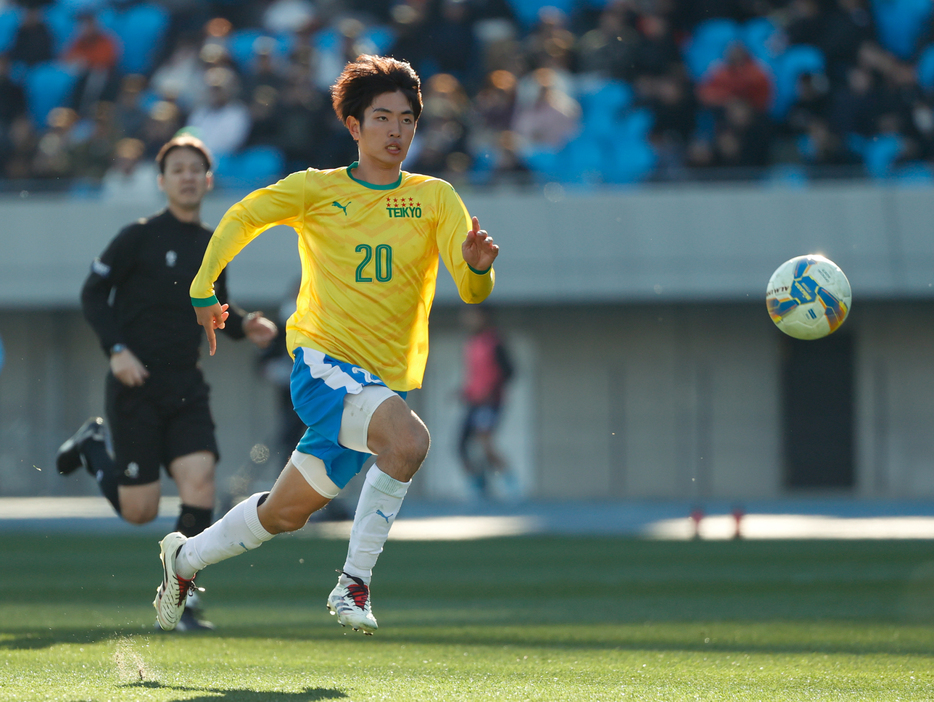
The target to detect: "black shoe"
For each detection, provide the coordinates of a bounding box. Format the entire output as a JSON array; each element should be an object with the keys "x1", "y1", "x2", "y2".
[
  {"x1": 56, "y1": 417, "x2": 106, "y2": 476},
  {"x1": 175, "y1": 606, "x2": 215, "y2": 632}
]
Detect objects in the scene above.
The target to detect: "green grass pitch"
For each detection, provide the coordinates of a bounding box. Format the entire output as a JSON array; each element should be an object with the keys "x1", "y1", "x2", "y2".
[{"x1": 2, "y1": 531, "x2": 934, "y2": 701}]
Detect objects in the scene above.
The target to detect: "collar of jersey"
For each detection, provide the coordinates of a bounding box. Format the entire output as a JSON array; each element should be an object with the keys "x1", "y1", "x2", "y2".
[{"x1": 345, "y1": 162, "x2": 402, "y2": 190}]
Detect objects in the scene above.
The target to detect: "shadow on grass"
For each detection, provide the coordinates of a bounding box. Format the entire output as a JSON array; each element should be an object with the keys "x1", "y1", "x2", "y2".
[
  {"x1": 120, "y1": 681, "x2": 346, "y2": 701},
  {"x1": 3, "y1": 622, "x2": 934, "y2": 658}
]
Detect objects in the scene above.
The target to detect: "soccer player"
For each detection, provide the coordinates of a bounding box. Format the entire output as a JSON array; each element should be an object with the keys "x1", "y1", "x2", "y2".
[
  {"x1": 57, "y1": 134, "x2": 277, "y2": 630},
  {"x1": 152, "y1": 54, "x2": 500, "y2": 634}
]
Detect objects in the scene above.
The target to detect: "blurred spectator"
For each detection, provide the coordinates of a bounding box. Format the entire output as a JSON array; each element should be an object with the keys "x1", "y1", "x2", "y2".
[
  {"x1": 512, "y1": 67, "x2": 581, "y2": 150},
  {"x1": 0, "y1": 116, "x2": 38, "y2": 179},
  {"x1": 409, "y1": 72, "x2": 472, "y2": 178},
  {"x1": 469, "y1": 68, "x2": 518, "y2": 158},
  {"x1": 576, "y1": 1, "x2": 640, "y2": 79},
  {"x1": 245, "y1": 85, "x2": 282, "y2": 148},
  {"x1": 428, "y1": 0, "x2": 480, "y2": 88},
  {"x1": 632, "y1": 12, "x2": 681, "y2": 77},
  {"x1": 112, "y1": 75, "x2": 149, "y2": 139},
  {"x1": 102, "y1": 137, "x2": 161, "y2": 201},
  {"x1": 828, "y1": 65, "x2": 886, "y2": 136},
  {"x1": 820, "y1": 0, "x2": 876, "y2": 83},
  {"x1": 524, "y1": 6, "x2": 576, "y2": 75},
  {"x1": 785, "y1": 0, "x2": 824, "y2": 47},
  {"x1": 141, "y1": 100, "x2": 183, "y2": 161},
  {"x1": 62, "y1": 11, "x2": 121, "y2": 115},
  {"x1": 70, "y1": 101, "x2": 119, "y2": 181},
  {"x1": 243, "y1": 40, "x2": 287, "y2": 100},
  {"x1": 457, "y1": 305, "x2": 514, "y2": 500},
  {"x1": 697, "y1": 41, "x2": 773, "y2": 113},
  {"x1": 263, "y1": 0, "x2": 317, "y2": 34},
  {"x1": 32, "y1": 107, "x2": 79, "y2": 180},
  {"x1": 640, "y1": 70, "x2": 698, "y2": 178},
  {"x1": 711, "y1": 97, "x2": 772, "y2": 168},
  {"x1": 796, "y1": 117, "x2": 860, "y2": 170},
  {"x1": 150, "y1": 33, "x2": 206, "y2": 112},
  {"x1": 9, "y1": 7, "x2": 53, "y2": 66},
  {"x1": 186, "y1": 66, "x2": 251, "y2": 158},
  {"x1": 0, "y1": 54, "x2": 27, "y2": 127}
]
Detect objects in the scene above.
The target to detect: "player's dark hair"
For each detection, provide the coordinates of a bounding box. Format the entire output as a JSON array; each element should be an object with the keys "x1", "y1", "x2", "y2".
[
  {"x1": 331, "y1": 54, "x2": 422, "y2": 125},
  {"x1": 155, "y1": 134, "x2": 213, "y2": 174}
]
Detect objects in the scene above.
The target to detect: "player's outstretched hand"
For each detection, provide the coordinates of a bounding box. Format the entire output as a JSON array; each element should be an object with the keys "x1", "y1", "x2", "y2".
[
  {"x1": 244, "y1": 312, "x2": 278, "y2": 349},
  {"x1": 195, "y1": 302, "x2": 229, "y2": 356},
  {"x1": 462, "y1": 216, "x2": 499, "y2": 273}
]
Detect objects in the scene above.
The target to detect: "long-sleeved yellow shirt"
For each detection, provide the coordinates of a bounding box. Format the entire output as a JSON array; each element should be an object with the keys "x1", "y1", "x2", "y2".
[{"x1": 191, "y1": 164, "x2": 494, "y2": 391}]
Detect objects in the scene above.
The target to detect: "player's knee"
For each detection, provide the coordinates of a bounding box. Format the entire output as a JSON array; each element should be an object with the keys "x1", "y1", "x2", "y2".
[
  {"x1": 265, "y1": 504, "x2": 317, "y2": 533},
  {"x1": 394, "y1": 421, "x2": 430, "y2": 472},
  {"x1": 122, "y1": 501, "x2": 159, "y2": 524}
]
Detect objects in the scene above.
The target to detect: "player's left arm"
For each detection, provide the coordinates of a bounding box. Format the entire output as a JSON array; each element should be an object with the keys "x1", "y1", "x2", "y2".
[{"x1": 437, "y1": 186, "x2": 497, "y2": 303}]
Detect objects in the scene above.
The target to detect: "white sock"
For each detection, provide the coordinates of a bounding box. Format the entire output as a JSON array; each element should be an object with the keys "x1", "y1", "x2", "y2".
[
  {"x1": 342, "y1": 465, "x2": 410, "y2": 584},
  {"x1": 175, "y1": 492, "x2": 275, "y2": 580}
]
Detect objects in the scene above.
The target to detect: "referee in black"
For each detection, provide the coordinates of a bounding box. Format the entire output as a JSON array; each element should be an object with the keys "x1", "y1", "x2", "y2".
[{"x1": 56, "y1": 134, "x2": 277, "y2": 630}]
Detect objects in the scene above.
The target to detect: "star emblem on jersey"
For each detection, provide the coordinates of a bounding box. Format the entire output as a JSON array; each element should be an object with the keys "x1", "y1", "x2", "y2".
[{"x1": 385, "y1": 196, "x2": 421, "y2": 218}]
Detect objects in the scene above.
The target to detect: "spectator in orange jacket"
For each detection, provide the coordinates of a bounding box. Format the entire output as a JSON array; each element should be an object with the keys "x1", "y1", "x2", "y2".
[{"x1": 697, "y1": 41, "x2": 773, "y2": 113}]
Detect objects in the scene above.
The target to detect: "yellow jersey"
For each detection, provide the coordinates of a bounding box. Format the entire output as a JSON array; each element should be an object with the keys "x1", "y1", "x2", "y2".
[{"x1": 191, "y1": 164, "x2": 495, "y2": 391}]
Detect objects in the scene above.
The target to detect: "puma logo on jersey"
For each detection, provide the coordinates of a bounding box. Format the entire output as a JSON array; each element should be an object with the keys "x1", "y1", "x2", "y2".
[{"x1": 332, "y1": 201, "x2": 351, "y2": 215}]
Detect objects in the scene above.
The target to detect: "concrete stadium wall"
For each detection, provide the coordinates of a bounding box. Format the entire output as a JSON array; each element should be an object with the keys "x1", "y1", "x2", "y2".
[{"x1": 1, "y1": 182, "x2": 933, "y2": 502}]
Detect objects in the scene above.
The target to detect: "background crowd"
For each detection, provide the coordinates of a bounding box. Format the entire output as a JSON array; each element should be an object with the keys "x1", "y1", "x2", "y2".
[{"x1": 2, "y1": 0, "x2": 934, "y2": 193}]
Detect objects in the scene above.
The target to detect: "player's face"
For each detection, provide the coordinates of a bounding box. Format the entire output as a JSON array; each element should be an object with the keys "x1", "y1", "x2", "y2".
[
  {"x1": 158, "y1": 147, "x2": 212, "y2": 211},
  {"x1": 351, "y1": 91, "x2": 417, "y2": 169}
]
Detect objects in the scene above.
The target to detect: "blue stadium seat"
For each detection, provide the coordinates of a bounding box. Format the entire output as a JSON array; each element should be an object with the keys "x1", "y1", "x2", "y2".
[
  {"x1": 43, "y1": 4, "x2": 76, "y2": 54},
  {"x1": 577, "y1": 78, "x2": 632, "y2": 139},
  {"x1": 507, "y1": 0, "x2": 576, "y2": 28},
  {"x1": 917, "y1": 44, "x2": 934, "y2": 91},
  {"x1": 0, "y1": 6, "x2": 22, "y2": 54},
  {"x1": 215, "y1": 146, "x2": 286, "y2": 190},
  {"x1": 24, "y1": 61, "x2": 78, "y2": 126},
  {"x1": 227, "y1": 29, "x2": 293, "y2": 72},
  {"x1": 99, "y1": 3, "x2": 169, "y2": 74},
  {"x1": 871, "y1": 0, "x2": 932, "y2": 60},
  {"x1": 770, "y1": 44, "x2": 825, "y2": 119},
  {"x1": 742, "y1": 17, "x2": 780, "y2": 67},
  {"x1": 683, "y1": 19, "x2": 741, "y2": 80},
  {"x1": 847, "y1": 132, "x2": 904, "y2": 179}
]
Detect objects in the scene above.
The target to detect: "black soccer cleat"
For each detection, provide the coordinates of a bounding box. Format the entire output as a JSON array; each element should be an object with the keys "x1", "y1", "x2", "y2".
[{"x1": 56, "y1": 417, "x2": 106, "y2": 475}]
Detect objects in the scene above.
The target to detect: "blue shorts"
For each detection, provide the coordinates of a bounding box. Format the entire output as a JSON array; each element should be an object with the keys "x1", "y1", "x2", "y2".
[{"x1": 290, "y1": 347, "x2": 405, "y2": 489}]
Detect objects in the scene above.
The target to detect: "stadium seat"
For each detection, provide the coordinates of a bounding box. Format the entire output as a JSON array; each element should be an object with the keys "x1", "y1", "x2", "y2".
[
  {"x1": 742, "y1": 17, "x2": 780, "y2": 67},
  {"x1": 0, "y1": 6, "x2": 23, "y2": 54},
  {"x1": 24, "y1": 61, "x2": 78, "y2": 126},
  {"x1": 227, "y1": 29, "x2": 293, "y2": 72},
  {"x1": 847, "y1": 132, "x2": 904, "y2": 179},
  {"x1": 916, "y1": 44, "x2": 934, "y2": 91},
  {"x1": 871, "y1": 0, "x2": 932, "y2": 60},
  {"x1": 683, "y1": 18, "x2": 741, "y2": 80},
  {"x1": 507, "y1": 0, "x2": 576, "y2": 28},
  {"x1": 42, "y1": 4, "x2": 76, "y2": 54},
  {"x1": 577, "y1": 78, "x2": 632, "y2": 139},
  {"x1": 770, "y1": 44, "x2": 825, "y2": 119},
  {"x1": 214, "y1": 146, "x2": 286, "y2": 190},
  {"x1": 99, "y1": 3, "x2": 169, "y2": 75}
]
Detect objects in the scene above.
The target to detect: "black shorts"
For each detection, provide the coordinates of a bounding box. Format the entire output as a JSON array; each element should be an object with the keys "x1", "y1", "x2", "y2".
[{"x1": 105, "y1": 367, "x2": 219, "y2": 486}]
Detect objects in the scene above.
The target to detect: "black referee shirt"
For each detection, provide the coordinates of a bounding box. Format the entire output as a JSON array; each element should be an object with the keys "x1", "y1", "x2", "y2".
[{"x1": 82, "y1": 209, "x2": 247, "y2": 371}]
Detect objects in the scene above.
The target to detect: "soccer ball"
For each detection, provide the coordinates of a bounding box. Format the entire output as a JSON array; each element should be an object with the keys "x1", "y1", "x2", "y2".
[{"x1": 766, "y1": 254, "x2": 852, "y2": 340}]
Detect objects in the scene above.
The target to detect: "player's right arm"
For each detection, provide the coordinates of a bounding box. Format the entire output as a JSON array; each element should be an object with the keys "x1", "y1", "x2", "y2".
[
  {"x1": 81, "y1": 224, "x2": 150, "y2": 385},
  {"x1": 190, "y1": 171, "x2": 306, "y2": 354}
]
